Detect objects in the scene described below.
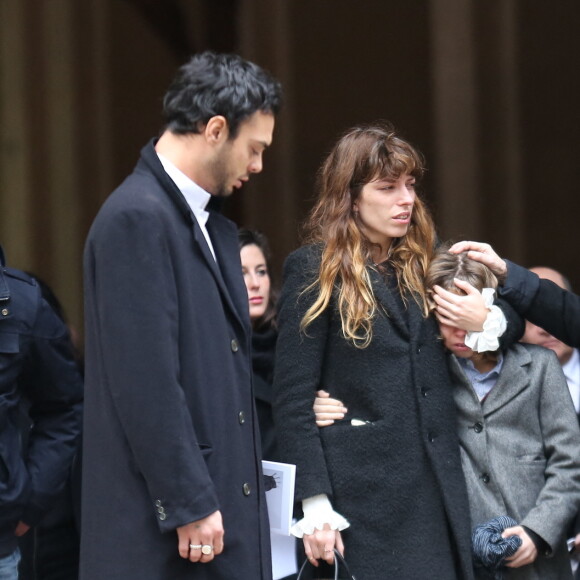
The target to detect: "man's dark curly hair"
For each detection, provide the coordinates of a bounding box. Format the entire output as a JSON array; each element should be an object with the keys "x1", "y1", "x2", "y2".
[{"x1": 162, "y1": 51, "x2": 282, "y2": 139}]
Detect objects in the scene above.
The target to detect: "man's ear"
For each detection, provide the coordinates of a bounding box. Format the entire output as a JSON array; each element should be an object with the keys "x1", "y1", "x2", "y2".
[{"x1": 204, "y1": 116, "x2": 229, "y2": 144}]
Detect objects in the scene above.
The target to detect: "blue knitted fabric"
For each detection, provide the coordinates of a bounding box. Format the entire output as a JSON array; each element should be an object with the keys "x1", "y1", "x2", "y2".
[{"x1": 472, "y1": 516, "x2": 522, "y2": 580}]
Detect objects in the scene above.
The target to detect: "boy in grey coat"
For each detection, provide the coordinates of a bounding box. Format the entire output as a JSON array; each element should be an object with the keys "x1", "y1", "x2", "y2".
[{"x1": 428, "y1": 249, "x2": 580, "y2": 579}]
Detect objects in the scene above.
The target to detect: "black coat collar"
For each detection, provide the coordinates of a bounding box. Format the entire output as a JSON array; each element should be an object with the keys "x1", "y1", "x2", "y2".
[{"x1": 137, "y1": 140, "x2": 250, "y2": 334}]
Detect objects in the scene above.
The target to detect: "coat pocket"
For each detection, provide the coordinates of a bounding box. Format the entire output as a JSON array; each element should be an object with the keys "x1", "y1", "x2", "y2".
[{"x1": 0, "y1": 423, "x2": 30, "y2": 523}]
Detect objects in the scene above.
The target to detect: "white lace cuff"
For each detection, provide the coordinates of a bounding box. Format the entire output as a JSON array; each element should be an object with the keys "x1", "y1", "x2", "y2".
[
  {"x1": 465, "y1": 288, "x2": 506, "y2": 353},
  {"x1": 290, "y1": 494, "x2": 350, "y2": 538}
]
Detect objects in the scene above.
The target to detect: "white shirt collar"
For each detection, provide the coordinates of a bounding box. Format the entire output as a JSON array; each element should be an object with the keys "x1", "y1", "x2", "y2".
[
  {"x1": 156, "y1": 152, "x2": 216, "y2": 261},
  {"x1": 562, "y1": 348, "x2": 580, "y2": 413},
  {"x1": 156, "y1": 153, "x2": 211, "y2": 218}
]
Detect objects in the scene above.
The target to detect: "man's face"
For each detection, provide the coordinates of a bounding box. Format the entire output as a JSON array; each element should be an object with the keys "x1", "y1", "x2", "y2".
[
  {"x1": 522, "y1": 321, "x2": 574, "y2": 364},
  {"x1": 208, "y1": 111, "x2": 275, "y2": 197},
  {"x1": 521, "y1": 266, "x2": 574, "y2": 365}
]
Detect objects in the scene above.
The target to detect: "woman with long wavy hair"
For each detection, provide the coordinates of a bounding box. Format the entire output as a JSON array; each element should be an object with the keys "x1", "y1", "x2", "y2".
[{"x1": 272, "y1": 123, "x2": 517, "y2": 579}]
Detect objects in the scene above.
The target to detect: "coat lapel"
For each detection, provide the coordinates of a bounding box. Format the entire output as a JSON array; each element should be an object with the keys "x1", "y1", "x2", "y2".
[
  {"x1": 190, "y1": 214, "x2": 248, "y2": 331},
  {"x1": 138, "y1": 140, "x2": 248, "y2": 334},
  {"x1": 482, "y1": 345, "x2": 531, "y2": 416},
  {"x1": 448, "y1": 354, "x2": 483, "y2": 409},
  {"x1": 207, "y1": 212, "x2": 251, "y2": 333}
]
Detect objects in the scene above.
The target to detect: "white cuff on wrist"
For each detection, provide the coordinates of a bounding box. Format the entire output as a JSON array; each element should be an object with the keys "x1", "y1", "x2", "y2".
[
  {"x1": 290, "y1": 494, "x2": 350, "y2": 538},
  {"x1": 465, "y1": 289, "x2": 507, "y2": 353}
]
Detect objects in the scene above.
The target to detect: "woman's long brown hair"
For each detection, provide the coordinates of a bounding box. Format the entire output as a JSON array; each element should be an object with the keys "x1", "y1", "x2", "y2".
[{"x1": 301, "y1": 122, "x2": 437, "y2": 347}]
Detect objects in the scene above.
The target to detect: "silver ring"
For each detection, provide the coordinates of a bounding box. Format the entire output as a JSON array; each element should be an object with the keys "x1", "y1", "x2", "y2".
[
  {"x1": 201, "y1": 544, "x2": 213, "y2": 555},
  {"x1": 189, "y1": 544, "x2": 202, "y2": 550}
]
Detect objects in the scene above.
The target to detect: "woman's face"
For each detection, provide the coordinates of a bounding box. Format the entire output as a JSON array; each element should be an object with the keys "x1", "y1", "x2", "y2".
[
  {"x1": 240, "y1": 244, "x2": 271, "y2": 322},
  {"x1": 353, "y1": 173, "x2": 416, "y2": 253}
]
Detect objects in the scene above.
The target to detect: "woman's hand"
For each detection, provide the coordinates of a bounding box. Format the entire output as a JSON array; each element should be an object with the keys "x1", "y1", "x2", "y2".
[
  {"x1": 432, "y1": 279, "x2": 488, "y2": 331},
  {"x1": 303, "y1": 524, "x2": 345, "y2": 566},
  {"x1": 502, "y1": 526, "x2": 538, "y2": 568},
  {"x1": 313, "y1": 390, "x2": 347, "y2": 427}
]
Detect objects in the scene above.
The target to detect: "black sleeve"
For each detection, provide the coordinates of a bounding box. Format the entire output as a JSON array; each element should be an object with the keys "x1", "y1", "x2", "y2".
[
  {"x1": 272, "y1": 246, "x2": 334, "y2": 502},
  {"x1": 500, "y1": 260, "x2": 580, "y2": 347},
  {"x1": 495, "y1": 297, "x2": 525, "y2": 349},
  {"x1": 19, "y1": 296, "x2": 83, "y2": 525}
]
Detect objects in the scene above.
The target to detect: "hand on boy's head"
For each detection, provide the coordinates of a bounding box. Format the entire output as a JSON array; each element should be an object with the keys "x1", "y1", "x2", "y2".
[
  {"x1": 448, "y1": 241, "x2": 508, "y2": 280},
  {"x1": 432, "y1": 281, "x2": 488, "y2": 332},
  {"x1": 501, "y1": 526, "x2": 538, "y2": 568}
]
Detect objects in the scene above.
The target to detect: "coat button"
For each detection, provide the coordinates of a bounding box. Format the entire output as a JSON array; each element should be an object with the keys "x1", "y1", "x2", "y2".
[
  {"x1": 159, "y1": 512, "x2": 167, "y2": 521},
  {"x1": 421, "y1": 387, "x2": 429, "y2": 398},
  {"x1": 231, "y1": 339, "x2": 239, "y2": 352},
  {"x1": 473, "y1": 422, "x2": 483, "y2": 433},
  {"x1": 154, "y1": 499, "x2": 162, "y2": 507},
  {"x1": 242, "y1": 483, "x2": 251, "y2": 496},
  {"x1": 1, "y1": 308, "x2": 7, "y2": 316},
  {"x1": 428, "y1": 432, "x2": 436, "y2": 443},
  {"x1": 238, "y1": 411, "x2": 245, "y2": 424},
  {"x1": 157, "y1": 506, "x2": 165, "y2": 514},
  {"x1": 481, "y1": 473, "x2": 490, "y2": 484}
]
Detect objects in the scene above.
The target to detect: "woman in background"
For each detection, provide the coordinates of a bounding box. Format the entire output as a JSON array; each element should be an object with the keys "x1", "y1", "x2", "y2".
[
  {"x1": 239, "y1": 228, "x2": 298, "y2": 580},
  {"x1": 239, "y1": 228, "x2": 279, "y2": 461}
]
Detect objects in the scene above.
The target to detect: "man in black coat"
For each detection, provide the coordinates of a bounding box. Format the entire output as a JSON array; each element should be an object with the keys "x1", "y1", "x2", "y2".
[
  {"x1": 0, "y1": 247, "x2": 82, "y2": 579},
  {"x1": 80, "y1": 52, "x2": 281, "y2": 580}
]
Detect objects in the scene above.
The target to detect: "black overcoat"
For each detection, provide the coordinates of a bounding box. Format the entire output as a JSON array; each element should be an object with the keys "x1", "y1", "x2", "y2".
[
  {"x1": 80, "y1": 141, "x2": 271, "y2": 580},
  {"x1": 273, "y1": 245, "x2": 476, "y2": 580}
]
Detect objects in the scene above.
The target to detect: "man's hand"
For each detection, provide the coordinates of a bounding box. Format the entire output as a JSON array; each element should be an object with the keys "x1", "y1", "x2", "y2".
[
  {"x1": 314, "y1": 390, "x2": 347, "y2": 427},
  {"x1": 502, "y1": 526, "x2": 538, "y2": 568},
  {"x1": 177, "y1": 510, "x2": 224, "y2": 563},
  {"x1": 432, "y1": 279, "x2": 488, "y2": 331},
  {"x1": 14, "y1": 522, "x2": 30, "y2": 537},
  {"x1": 303, "y1": 524, "x2": 344, "y2": 566},
  {"x1": 448, "y1": 241, "x2": 508, "y2": 279}
]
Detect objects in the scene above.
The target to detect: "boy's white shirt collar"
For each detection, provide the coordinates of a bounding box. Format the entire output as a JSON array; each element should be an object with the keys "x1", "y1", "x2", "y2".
[{"x1": 562, "y1": 348, "x2": 580, "y2": 413}]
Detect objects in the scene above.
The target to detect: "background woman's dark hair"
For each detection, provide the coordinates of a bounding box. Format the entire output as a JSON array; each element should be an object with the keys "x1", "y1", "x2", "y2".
[
  {"x1": 238, "y1": 228, "x2": 278, "y2": 330},
  {"x1": 163, "y1": 51, "x2": 282, "y2": 139}
]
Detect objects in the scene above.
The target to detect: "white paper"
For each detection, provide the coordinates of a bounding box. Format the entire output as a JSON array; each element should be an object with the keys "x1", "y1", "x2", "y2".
[
  {"x1": 262, "y1": 460, "x2": 298, "y2": 578},
  {"x1": 271, "y1": 531, "x2": 298, "y2": 579},
  {"x1": 262, "y1": 460, "x2": 296, "y2": 535}
]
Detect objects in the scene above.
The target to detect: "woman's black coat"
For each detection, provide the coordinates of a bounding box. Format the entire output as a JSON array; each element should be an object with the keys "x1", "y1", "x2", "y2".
[{"x1": 273, "y1": 245, "x2": 477, "y2": 579}]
